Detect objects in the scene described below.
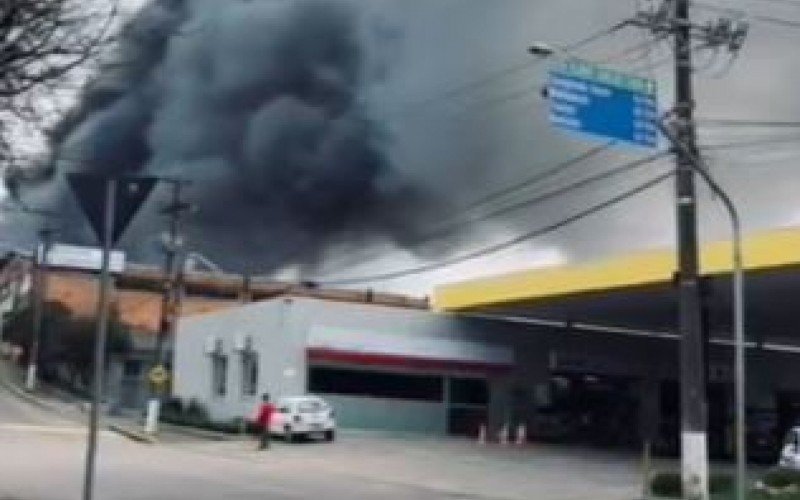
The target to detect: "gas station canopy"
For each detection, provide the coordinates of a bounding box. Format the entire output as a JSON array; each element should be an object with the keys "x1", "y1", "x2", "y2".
[{"x1": 433, "y1": 227, "x2": 800, "y2": 346}]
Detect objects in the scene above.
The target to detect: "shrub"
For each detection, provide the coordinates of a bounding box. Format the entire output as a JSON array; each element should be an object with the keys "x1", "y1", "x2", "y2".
[
  {"x1": 762, "y1": 469, "x2": 800, "y2": 489},
  {"x1": 160, "y1": 397, "x2": 184, "y2": 420},
  {"x1": 185, "y1": 398, "x2": 210, "y2": 424},
  {"x1": 650, "y1": 472, "x2": 733, "y2": 498}
]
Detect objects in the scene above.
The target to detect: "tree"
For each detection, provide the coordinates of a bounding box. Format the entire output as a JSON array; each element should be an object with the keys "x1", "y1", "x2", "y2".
[
  {"x1": 0, "y1": 0, "x2": 115, "y2": 162},
  {"x1": 4, "y1": 299, "x2": 132, "y2": 386}
]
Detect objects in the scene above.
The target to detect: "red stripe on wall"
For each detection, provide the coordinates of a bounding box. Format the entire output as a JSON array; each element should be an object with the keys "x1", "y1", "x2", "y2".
[{"x1": 306, "y1": 347, "x2": 512, "y2": 375}]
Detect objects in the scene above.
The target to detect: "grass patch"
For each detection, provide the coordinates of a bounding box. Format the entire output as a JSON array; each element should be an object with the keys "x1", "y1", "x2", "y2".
[{"x1": 651, "y1": 472, "x2": 733, "y2": 498}]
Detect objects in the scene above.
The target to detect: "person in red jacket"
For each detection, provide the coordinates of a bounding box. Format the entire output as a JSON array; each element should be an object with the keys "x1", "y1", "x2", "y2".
[{"x1": 256, "y1": 393, "x2": 276, "y2": 450}]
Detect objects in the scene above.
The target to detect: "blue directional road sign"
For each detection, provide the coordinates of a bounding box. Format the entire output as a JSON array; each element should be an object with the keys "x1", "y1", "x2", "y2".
[{"x1": 548, "y1": 59, "x2": 659, "y2": 148}]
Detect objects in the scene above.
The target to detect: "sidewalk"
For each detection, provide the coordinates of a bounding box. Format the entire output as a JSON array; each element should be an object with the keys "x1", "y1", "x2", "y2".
[{"x1": 0, "y1": 358, "x2": 161, "y2": 442}]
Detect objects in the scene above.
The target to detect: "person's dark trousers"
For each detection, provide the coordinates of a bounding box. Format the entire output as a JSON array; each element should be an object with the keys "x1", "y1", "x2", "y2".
[{"x1": 259, "y1": 426, "x2": 270, "y2": 450}]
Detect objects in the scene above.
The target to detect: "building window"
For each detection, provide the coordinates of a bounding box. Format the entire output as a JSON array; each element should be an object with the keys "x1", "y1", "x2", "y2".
[
  {"x1": 449, "y1": 378, "x2": 488, "y2": 406},
  {"x1": 308, "y1": 367, "x2": 443, "y2": 402},
  {"x1": 211, "y1": 354, "x2": 228, "y2": 397},
  {"x1": 123, "y1": 360, "x2": 142, "y2": 379},
  {"x1": 241, "y1": 352, "x2": 258, "y2": 397}
]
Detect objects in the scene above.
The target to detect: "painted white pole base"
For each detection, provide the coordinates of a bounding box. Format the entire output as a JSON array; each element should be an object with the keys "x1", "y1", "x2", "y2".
[
  {"x1": 25, "y1": 363, "x2": 37, "y2": 391},
  {"x1": 682, "y1": 431, "x2": 710, "y2": 500},
  {"x1": 145, "y1": 398, "x2": 161, "y2": 435}
]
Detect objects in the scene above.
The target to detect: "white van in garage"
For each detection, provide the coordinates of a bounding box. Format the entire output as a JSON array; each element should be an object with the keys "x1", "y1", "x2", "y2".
[{"x1": 270, "y1": 396, "x2": 336, "y2": 443}]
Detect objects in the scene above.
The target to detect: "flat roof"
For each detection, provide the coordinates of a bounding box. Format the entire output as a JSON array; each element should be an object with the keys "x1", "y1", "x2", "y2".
[{"x1": 433, "y1": 226, "x2": 800, "y2": 312}]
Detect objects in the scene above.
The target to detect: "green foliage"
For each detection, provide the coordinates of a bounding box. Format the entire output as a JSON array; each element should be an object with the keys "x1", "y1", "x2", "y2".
[
  {"x1": 160, "y1": 397, "x2": 184, "y2": 420},
  {"x1": 762, "y1": 469, "x2": 800, "y2": 489},
  {"x1": 650, "y1": 472, "x2": 734, "y2": 498},
  {"x1": 185, "y1": 398, "x2": 210, "y2": 424},
  {"x1": 4, "y1": 301, "x2": 133, "y2": 385},
  {"x1": 158, "y1": 397, "x2": 256, "y2": 435}
]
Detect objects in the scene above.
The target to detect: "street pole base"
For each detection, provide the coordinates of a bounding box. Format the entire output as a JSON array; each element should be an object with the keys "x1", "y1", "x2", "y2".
[
  {"x1": 145, "y1": 398, "x2": 161, "y2": 435},
  {"x1": 682, "y1": 431, "x2": 710, "y2": 500},
  {"x1": 25, "y1": 363, "x2": 37, "y2": 391}
]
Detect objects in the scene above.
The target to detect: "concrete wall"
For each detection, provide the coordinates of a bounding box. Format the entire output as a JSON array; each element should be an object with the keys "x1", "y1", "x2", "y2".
[
  {"x1": 174, "y1": 296, "x2": 514, "y2": 431},
  {"x1": 174, "y1": 298, "x2": 306, "y2": 421}
]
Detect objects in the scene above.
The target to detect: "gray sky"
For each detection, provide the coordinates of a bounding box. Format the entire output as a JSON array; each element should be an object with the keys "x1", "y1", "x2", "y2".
[
  {"x1": 6, "y1": 0, "x2": 800, "y2": 297},
  {"x1": 315, "y1": 0, "x2": 800, "y2": 295}
]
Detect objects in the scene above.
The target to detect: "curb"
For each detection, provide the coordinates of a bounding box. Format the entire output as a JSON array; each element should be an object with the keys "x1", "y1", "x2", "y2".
[
  {"x1": 106, "y1": 423, "x2": 157, "y2": 444},
  {"x1": 159, "y1": 423, "x2": 234, "y2": 441},
  {"x1": 0, "y1": 377, "x2": 65, "y2": 415}
]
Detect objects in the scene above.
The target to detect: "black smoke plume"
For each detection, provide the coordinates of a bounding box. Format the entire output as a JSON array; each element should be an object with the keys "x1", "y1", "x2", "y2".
[{"x1": 20, "y1": 0, "x2": 447, "y2": 275}]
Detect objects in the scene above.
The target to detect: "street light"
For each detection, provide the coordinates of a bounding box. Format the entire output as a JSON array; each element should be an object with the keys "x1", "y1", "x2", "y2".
[
  {"x1": 527, "y1": 42, "x2": 558, "y2": 58},
  {"x1": 527, "y1": 42, "x2": 747, "y2": 500},
  {"x1": 658, "y1": 115, "x2": 747, "y2": 500}
]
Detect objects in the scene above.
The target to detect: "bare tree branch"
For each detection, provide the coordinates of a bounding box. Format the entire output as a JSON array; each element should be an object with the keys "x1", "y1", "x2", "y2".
[{"x1": 0, "y1": 0, "x2": 117, "y2": 167}]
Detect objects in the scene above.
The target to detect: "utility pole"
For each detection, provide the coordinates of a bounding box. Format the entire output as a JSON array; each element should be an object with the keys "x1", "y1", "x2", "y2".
[
  {"x1": 673, "y1": 1, "x2": 708, "y2": 497},
  {"x1": 629, "y1": 3, "x2": 748, "y2": 498},
  {"x1": 26, "y1": 227, "x2": 54, "y2": 391},
  {"x1": 146, "y1": 180, "x2": 190, "y2": 434}
]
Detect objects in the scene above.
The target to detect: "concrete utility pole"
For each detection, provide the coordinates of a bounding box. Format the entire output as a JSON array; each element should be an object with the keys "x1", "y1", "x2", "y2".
[
  {"x1": 26, "y1": 227, "x2": 54, "y2": 391},
  {"x1": 146, "y1": 180, "x2": 191, "y2": 434},
  {"x1": 154, "y1": 181, "x2": 190, "y2": 365},
  {"x1": 630, "y1": 3, "x2": 747, "y2": 498},
  {"x1": 673, "y1": 2, "x2": 708, "y2": 497}
]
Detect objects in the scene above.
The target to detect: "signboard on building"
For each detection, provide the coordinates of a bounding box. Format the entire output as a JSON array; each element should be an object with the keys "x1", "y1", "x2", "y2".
[
  {"x1": 40, "y1": 243, "x2": 126, "y2": 273},
  {"x1": 548, "y1": 59, "x2": 659, "y2": 148}
]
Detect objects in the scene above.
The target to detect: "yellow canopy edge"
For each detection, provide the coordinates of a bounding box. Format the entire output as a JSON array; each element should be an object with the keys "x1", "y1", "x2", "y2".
[{"x1": 433, "y1": 226, "x2": 800, "y2": 311}]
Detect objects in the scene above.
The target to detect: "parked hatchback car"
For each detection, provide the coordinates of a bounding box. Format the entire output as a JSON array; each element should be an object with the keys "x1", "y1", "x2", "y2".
[{"x1": 270, "y1": 396, "x2": 336, "y2": 443}]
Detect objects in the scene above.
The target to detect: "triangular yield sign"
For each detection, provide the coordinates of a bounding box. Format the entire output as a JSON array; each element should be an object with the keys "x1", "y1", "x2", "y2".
[{"x1": 67, "y1": 174, "x2": 158, "y2": 245}]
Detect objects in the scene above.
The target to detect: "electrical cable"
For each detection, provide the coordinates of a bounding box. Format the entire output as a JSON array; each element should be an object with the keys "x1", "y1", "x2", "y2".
[
  {"x1": 696, "y1": 118, "x2": 800, "y2": 128},
  {"x1": 701, "y1": 134, "x2": 800, "y2": 150},
  {"x1": 317, "y1": 150, "x2": 668, "y2": 274},
  {"x1": 458, "y1": 142, "x2": 615, "y2": 213},
  {"x1": 692, "y1": 1, "x2": 800, "y2": 29},
  {"x1": 313, "y1": 171, "x2": 674, "y2": 286},
  {"x1": 389, "y1": 21, "x2": 631, "y2": 117},
  {"x1": 404, "y1": 36, "x2": 670, "y2": 122}
]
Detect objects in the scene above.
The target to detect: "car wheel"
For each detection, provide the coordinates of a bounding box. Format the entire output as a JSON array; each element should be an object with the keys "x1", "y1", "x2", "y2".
[
  {"x1": 284, "y1": 425, "x2": 295, "y2": 443},
  {"x1": 324, "y1": 430, "x2": 335, "y2": 442}
]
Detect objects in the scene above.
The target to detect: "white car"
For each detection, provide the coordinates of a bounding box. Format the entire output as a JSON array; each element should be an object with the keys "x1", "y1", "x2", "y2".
[{"x1": 269, "y1": 396, "x2": 336, "y2": 443}]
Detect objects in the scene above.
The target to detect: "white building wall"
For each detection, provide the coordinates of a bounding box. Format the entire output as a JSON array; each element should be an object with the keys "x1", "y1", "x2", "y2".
[
  {"x1": 174, "y1": 296, "x2": 515, "y2": 431},
  {"x1": 174, "y1": 298, "x2": 306, "y2": 421}
]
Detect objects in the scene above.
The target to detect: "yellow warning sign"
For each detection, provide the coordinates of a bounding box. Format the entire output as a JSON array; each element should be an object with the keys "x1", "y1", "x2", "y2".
[{"x1": 148, "y1": 365, "x2": 169, "y2": 386}]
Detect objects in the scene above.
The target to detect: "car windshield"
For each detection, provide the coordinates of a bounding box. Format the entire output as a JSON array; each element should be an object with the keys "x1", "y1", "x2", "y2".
[{"x1": 298, "y1": 400, "x2": 326, "y2": 413}]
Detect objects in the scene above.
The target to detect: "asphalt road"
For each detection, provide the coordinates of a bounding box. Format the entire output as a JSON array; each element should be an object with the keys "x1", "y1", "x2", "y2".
[
  {"x1": 0, "y1": 366, "x2": 642, "y2": 500},
  {"x1": 0, "y1": 381, "x2": 518, "y2": 500}
]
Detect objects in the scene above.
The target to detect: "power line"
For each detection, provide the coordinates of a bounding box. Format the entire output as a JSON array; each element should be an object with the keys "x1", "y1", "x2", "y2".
[
  {"x1": 322, "y1": 150, "x2": 667, "y2": 274},
  {"x1": 692, "y1": 1, "x2": 800, "y2": 29},
  {"x1": 315, "y1": 146, "x2": 653, "y2": 274},
  {"x1": 399, "y1": 36, "x2": 671, "y2": 122},
  {"x1": 315, "y1": 171, "x2": 674, "y2": 286},
  {"x1": 701, "y1": 134, "x2": 800, "y2": 149},
  {"x1": 390, "y1": 21, "x2": 630, "y2": 116},
  {"x1": 696, "y1": 118, "x2": 800, "y2": 128},
  {"x1": 446, "y1": 151, "x2": 668, "y2": 231},
  {"x1": 459, "y1": 142, "x2": 615, "y2": 212}
]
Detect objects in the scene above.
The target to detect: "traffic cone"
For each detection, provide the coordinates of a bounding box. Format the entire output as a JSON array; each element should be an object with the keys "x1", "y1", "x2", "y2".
[
  {"x1": 499, "y1": 423, "x2": 509, "y2": 446},
  {"x1": 515, "y1": 424, "x2": 527, "y2": 446},
  {"x1": 478, "y1": 424, "x2": 487, "y2": 445}
]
